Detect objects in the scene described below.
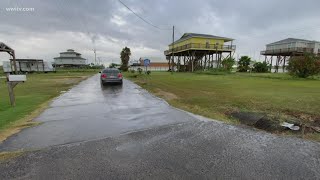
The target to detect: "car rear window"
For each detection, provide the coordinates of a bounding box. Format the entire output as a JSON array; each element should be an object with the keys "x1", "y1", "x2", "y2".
[{"x1": 102, "y1": 69, "x2": 119, "y2": 74}]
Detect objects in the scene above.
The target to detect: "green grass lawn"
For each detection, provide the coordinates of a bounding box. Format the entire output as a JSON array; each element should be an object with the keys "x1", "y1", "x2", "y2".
[
  {"x1": 125, "y1": 72, "x2": 320, "y2": 125},
  {"x1": 0, "y1": 69, "x2": 97, "y2": 140}
]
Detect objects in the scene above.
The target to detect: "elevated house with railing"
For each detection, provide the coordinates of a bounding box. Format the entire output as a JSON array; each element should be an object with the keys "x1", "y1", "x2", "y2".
[
  {"x1": 164, "y1": 33, "x2": 236, "y2": 72},
  {"x1": 53, "y1": 49, "x2": 86, "y2": 67},
  {"x1": 261, "y1": 38, "x2": 320, "y2": 72}
]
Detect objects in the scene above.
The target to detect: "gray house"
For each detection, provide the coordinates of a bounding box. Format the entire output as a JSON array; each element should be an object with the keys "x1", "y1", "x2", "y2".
[
  {"x1": 262, "y1": 38, "x2": 320, "y2": 55},
  {"x1": 53, "y1": 49, "x2": 86, "y2": 67},
  {"x1": 261, "y1": 38, "x2": 320, "y2": 73}
]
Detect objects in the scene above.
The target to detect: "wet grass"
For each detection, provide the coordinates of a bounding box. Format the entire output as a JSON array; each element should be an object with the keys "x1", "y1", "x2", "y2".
[
  {"x1": 125, "y1": 72, "x2": 320, "y2": 140},
  {"x1": 0, "y1": 69, "x2": 98, "y2": 141},
  {"x1": 0, "y1": 151, "x2": 24, "y2": 162}
]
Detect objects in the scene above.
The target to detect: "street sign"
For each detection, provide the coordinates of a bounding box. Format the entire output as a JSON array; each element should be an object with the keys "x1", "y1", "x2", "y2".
[{"x1": 144, "y1": 59, "x2": 151, "y2": 66}]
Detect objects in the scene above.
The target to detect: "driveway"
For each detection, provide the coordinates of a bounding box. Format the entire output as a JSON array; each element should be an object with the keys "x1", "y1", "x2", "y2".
[{"x1": 1, "y1": 74, "x2": 320, "y2": 179}]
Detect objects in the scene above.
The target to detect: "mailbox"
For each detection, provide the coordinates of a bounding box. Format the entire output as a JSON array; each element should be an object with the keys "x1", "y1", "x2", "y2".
[{"x1": 8, "y1": 75, "x2": 27, "y2": 82}]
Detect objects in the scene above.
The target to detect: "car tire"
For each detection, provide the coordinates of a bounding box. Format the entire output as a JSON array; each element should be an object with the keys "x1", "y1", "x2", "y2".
[{"x1": 101, "y1": 81, "x2": 106, "y2": 86}]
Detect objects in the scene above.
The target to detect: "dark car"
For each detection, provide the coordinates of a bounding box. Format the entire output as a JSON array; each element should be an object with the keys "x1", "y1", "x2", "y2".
[{"x1": 100, "y1": 68, "x2": 123, "y2": 85}]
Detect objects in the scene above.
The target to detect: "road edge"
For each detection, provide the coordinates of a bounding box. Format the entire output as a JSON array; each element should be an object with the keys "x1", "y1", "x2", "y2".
[{"x1": 0, "y1": 74, "x2": 96, "y2": 144}]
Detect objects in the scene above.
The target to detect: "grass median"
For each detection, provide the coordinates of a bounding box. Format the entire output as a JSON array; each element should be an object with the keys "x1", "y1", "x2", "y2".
[
  {"x1": 125, "y1": 71, "x2": 320, "y2": 140},
  {"x1": 0, "y1": 69, "x2": 98, "y2": 142}
]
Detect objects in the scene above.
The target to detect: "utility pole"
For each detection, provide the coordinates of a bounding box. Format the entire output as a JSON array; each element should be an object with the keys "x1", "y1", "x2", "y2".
[
  {"x1": 93, "y1": 48, "x2": 97, "y2": 65},
  {"x1": 171, "y1": 25, "x2": 175, "y2": 72}
]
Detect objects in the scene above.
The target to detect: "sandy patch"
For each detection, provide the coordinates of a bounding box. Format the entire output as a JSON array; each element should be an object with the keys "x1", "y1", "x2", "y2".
[{"x1": 154, "y1": 88, "x2": 178, "y2": 101}]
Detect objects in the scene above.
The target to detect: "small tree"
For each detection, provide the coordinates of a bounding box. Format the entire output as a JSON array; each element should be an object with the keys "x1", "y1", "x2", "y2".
[
  {"x1": 237, "y1": 56, "x2": 251, "y2": 72},
  {"x1": 221, "y1": 57, "x2": 235, "y2": 71},
  {"x1": 109, "y1": 63, "x2": 119, "y2": 68},
  {"x1": 288, "y1": 53, "x2": 320, "y2": 78},
  {"x1": 120, "y1": 47, "x2": 131, "y2": 71},
  {"x1": 253, "y1": 62, "x2": 269, "y2": 73}
]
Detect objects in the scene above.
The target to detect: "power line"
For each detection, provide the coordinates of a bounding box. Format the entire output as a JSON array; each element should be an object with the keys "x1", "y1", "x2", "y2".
[{"x1": 117, "y1": 0, "x2": 171, "y2": 30}]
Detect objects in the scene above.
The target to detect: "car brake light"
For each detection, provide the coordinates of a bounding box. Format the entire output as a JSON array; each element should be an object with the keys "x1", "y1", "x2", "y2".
[
  {"x1": 118, "y1": 73, "x2": 122, "y2": 78},
  {"x1": 101, "y1": 74, "x2": 107, "y2": 78}
]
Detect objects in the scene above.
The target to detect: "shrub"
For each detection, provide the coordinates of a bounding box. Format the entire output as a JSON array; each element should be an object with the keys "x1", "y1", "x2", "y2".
[
  {"x1": 130, "y1": 69, "x2": 135, "y2": 73},
  {"x1": 237, "y1": 56, "x2": 251, "y2": 72},
  {"x1": 288, "y1": 53, "x2": 320, "y2": 78},
  {"x1": 253, "y1": 62, "x2": 269, "y2": 73},
  {"x1": 146, "y1": 70, "x2": 151, "y2": 75},
  {"x1": 109, "y1": 63, "x2": 121, "y2": 68},
  {"x1": 221, "y1": 57, "x2": 235, "y2": 71},
  {"x1": 137, "y1": 67, "x2": 143, "y2": 74}
]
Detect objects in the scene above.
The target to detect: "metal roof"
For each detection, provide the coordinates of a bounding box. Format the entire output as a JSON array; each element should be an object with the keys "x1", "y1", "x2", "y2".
[
  {"x1": 9, "y1": 59, "x2": 43, "y2": 62},
  {"x1": 169, "y1": 33, "x2": 234, "y2": 45},
  {"x1": 267, "y1": 38, "x2": 320, "y2": 45},
  {"x1": 60, "y1": 52, "x2": 81, "y2": 55},
  {"x1": 54, "y1": 57, "x2": 86, "y2": 60}
]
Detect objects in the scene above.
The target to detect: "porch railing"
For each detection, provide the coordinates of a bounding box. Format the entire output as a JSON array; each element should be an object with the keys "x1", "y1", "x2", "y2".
[
  {"x1": 260, "y1": 47, "x2": 319, "y2": 55},
  {"x1": 164, "y1": 43, "x2": 236, "y2": 55}
]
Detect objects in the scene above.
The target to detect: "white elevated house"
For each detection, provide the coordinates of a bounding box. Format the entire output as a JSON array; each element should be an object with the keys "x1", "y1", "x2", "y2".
[
  {"x1": 261, "y1": 38, "x2": 320, "y2": 72},
  {"x1": 53, "y1": 49, "x2": 86, "y2": 67},
  {"x1": 262, "y1": 38, "x2": 320, "y2": 55}
]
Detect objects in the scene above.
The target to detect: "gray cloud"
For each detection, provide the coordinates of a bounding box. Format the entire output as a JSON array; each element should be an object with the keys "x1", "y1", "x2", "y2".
[{"x1": 1, "y1": 0, "x2": 320, "y2": 64}]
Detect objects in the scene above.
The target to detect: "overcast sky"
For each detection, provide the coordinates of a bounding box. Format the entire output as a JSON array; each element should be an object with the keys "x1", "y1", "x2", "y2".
[{"x1": 1, "y1": 0, "x2": 320, "y2": 65}]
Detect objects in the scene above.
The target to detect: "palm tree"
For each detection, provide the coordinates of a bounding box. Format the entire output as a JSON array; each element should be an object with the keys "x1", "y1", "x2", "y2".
[
  {"x1": 120, "y1": 47, "x2": 131, "y2": 71},
  {"x1": 237, "y1": 56, "x2": 251, "y2": 72}
]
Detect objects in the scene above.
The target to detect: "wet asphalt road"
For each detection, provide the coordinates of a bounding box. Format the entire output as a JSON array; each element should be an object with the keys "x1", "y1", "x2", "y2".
[{"x1": 1, "y1": 74, "x2": 320, "y2": 179}]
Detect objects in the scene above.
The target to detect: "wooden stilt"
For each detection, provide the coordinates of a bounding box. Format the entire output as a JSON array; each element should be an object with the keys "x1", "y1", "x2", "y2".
[
  {"x1": 275, "y1": 56, "x2": 280, "y2": 73},
  {"x1": 283, "y1": 56, "x2": 286, "y2": 72},
  {"x1": 204, "y1": 53, "x2": 207, "y2": 70},
  {"x1": 7, "y1": 81, "x2": 19, "y2": 107},
  {"x1": 183, "y1": 55, "x2": 186, "y2": 71},
  {"x1": 270, "y1": 56, "x2": 273, "y2": 71}
]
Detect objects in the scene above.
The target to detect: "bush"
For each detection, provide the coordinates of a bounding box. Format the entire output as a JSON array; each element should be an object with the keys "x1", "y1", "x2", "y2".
[
  {"x1": 130, "y1": 69, "x2": 135, "y2": 73},
  {"x1": 288, "y1": 53, "x2": 320, "y2": 78},
  {"x1": 120, "y1": 66, "x2": 129, "y2": 72},
  {"x1": 221, "y1": 57, "x2": 235, "y2": 71},
  {"x1": 146, "y1": 70, "x2": 151, "y2": 75},
  {"x1": 137, "y1": 68, "x2": 143, "y2": 74},
  {"x1": 253, "y1": 62, "x2": 269, "y2": 73},
  {"x1": 237, "y1": 56, "x2": 251, "y2": 72},
  {"x1": 109, "y1": 63, "x2": 120, "y2": 68}
]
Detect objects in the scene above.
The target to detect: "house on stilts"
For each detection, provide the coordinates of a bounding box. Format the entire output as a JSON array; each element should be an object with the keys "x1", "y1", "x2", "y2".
[
  {"x1": 164, "y1": 33, "x2": 236, "y2": 72},
  {"x1": 261, "y1": 38, "x2": 320, "y2": 72}
]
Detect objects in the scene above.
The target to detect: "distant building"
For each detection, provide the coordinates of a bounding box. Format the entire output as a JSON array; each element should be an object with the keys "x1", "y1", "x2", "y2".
[
  {"x1": 3, "y1": 59, "x2": 54, "y2": 73},
  {"x1": 128, "y1": 57, "x2": 170, "y2": 71},
  {"x1": 129, "y1": 60, "x2": 141, "y2": 66},
  {"x1": 261, "y1": 38, "x2": 320, "y2": 72},
  {"x1": 53, "y1": 49, "x2": 86, "y2": 67},
  {"x1": 139, "y1": 57, "x2": 169, "y2": 68}
]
